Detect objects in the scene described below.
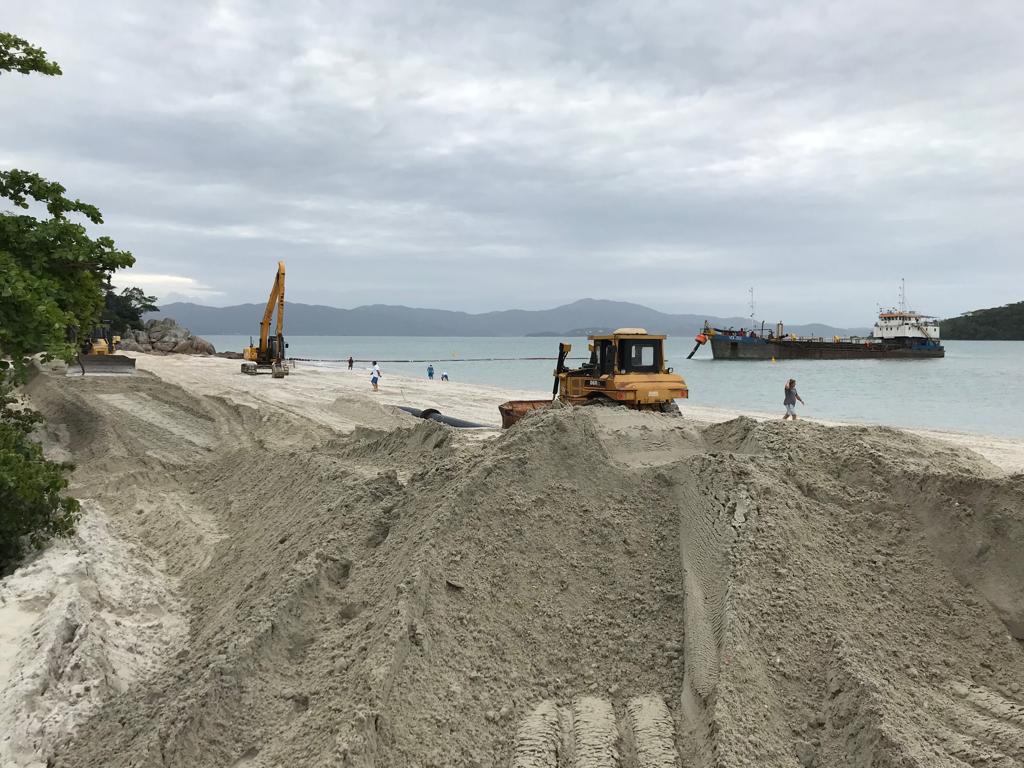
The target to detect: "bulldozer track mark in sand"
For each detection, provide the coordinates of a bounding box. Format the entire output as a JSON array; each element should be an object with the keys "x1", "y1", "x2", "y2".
[
  {"x1": 944, "y1": 681, "x2": 1024, "y2": 759},
  {"x1": 624, "y1": 695, "x2": 679, "y2": 768},
  {"x1": 512, "y1": 695, "x2": 681, "y2": 768},
  {"x1": 955, "y1": 681, "x2": 1024, "y2": 728},
  {"x1": 96, "y1": 392, "x2": 217, "y2": 448},
  {"x1": 511, "y1": 700, "x2": 561, "y2": 768},
  {"x1": 571, "y1": 696, "x2": 620, "y2": 767}
]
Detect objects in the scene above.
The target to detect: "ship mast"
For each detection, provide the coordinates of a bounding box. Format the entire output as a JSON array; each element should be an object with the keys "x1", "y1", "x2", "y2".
[
  {"x1": 899, "y1": 278, "x2": 906, "y2": 313},
  {"x1": 749, "y1": 286, "x2": 755, "y2": 321}
]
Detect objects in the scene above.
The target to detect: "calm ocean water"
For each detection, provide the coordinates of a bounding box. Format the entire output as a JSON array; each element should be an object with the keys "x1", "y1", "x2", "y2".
[{"x1": 205, "y1": 335, "x2": 1024, "y2": 438}]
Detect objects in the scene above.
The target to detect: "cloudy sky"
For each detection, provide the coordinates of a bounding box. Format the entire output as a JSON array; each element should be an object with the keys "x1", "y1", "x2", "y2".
[{"x1": 3, "y1": 1, "x2": 1022, "y2": 324}]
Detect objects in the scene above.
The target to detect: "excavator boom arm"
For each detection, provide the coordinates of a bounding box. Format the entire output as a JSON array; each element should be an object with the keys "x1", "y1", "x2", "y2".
[
  {"x1": 259, "y1": 261, "x2": 285, "y2": 353},
  {"x1": 276, "y1": 262, "x2": 285, "y2": 338}
]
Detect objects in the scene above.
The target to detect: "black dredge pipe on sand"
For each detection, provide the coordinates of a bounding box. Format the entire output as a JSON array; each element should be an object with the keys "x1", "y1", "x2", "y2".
[{"x1": 396, "y1": 406, "x2": 490, "y2": 429}]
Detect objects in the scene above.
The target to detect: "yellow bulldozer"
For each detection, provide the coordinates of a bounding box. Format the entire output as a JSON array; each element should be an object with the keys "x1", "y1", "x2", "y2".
[
  {"x1": 68, "y1": 323, "x2": 136, "y2": 376},
  {"x1": 241, "y1": 261, "x2": 289, "y2": 378},
  {"x1": 499, "y1": 328, "x2": 689, "y2": 428}
]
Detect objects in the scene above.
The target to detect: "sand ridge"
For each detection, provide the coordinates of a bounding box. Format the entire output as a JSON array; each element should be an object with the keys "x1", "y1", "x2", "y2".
[{"x1": 0, "y1": 357, "x2": 1022, "y2": 767}]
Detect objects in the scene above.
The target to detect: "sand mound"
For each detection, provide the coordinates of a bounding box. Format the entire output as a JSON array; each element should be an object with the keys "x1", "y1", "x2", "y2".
[
  {"x1": 4, "y1": 371, "x2": 1023, "y2": 767},
  {"x1": 327, "y1": 394, "x2": 419, "y2": 432},
  {"x1": 0, "y1": 502, "x2": 185, "y2": 767}
]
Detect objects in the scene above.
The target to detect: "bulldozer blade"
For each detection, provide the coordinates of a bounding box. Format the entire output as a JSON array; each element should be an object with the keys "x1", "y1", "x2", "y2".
[
  {"x1": 499, "y1": 399, "x2": 550, "y2": 429},
  {"x1": 68, "y1": 354, "x2": 137, "y2": 376}
]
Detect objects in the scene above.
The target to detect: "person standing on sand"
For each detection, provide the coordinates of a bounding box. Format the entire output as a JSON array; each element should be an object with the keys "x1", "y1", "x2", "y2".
[
  {"x1": 427, "y1": 364, "x2": 434, "y2": 380},
  {"x1": 783, "y1": 378, "x2": 804, "y2": 420},
  {"x1": 370, "y1": 361, "x2": 382, "y2": 391},
  {"x1": 347, "y1": 356, "x2": 353, "y2": 370}
]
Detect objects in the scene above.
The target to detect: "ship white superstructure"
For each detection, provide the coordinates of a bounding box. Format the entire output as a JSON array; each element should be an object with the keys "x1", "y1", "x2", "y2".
[
  {"x1": 871, "y1": 280, "x2": 941, "y2": 341},
  {"x1": 871, "y1": 310, "x2": 940, "y2": 340}
]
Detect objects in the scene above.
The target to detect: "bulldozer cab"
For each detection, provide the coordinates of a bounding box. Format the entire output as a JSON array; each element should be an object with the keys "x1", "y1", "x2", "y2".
[
  {"x1": 619, "y1": 336, "x2": 662, "y2": 373},
  {"x1": 585, "y1": 330, "x2": 664, "y2": 375}
]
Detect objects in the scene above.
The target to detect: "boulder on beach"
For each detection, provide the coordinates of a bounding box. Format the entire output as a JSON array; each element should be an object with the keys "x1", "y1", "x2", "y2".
[{"x1": 118, "y1": 318, "x2": 215, "y2": 355}]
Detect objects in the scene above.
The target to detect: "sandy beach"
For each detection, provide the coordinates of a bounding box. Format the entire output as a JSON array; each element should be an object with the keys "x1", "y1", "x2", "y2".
[
  {"x1": 2, "y1": 354, "x2": 1022, "y2": 767},
  {"x1": 134, "y1": 353, "x2": 1024, "y2": 473}
]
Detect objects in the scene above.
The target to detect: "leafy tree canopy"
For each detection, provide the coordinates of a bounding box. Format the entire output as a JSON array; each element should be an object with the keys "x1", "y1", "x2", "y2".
[
  {"x1": 1, "y1": 169, "x2": 135, "y2": 377},
  {"x1": 1, "y1": 31, "x2": 125, "y2": 569},
  {"x1": 0, "y1": 32, "x2": 62, "y2": 76},
  {"x1": 1, "y1": 35, "x2": 132, "y2": 377},
  {"x1": 0, "y1": 378, "x2": 78, "y2": 571},
  {"x1": 105, "y1": 286, "x2": 159, "y2": 335}
]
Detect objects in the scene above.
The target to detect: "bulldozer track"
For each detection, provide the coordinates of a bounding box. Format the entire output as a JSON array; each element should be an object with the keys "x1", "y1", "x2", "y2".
[{"x1": 511, "y1": 695, "x2": 680, "y2": 768}]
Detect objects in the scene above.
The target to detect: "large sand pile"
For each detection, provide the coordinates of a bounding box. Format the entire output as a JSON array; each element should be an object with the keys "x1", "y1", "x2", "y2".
[{"x1": 3, "y1": 363, "x2": 1023, "y2": 767}]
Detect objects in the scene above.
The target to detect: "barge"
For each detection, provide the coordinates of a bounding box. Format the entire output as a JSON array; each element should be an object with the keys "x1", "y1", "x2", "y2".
[{"x1": 696, "y1": 306, "x2": 944, "y2": 360}]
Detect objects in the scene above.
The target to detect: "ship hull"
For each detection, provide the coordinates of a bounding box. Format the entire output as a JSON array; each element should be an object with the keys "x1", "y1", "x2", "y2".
[{"x1": 709, "y1": 335, "x2": 944, "y2": 360}]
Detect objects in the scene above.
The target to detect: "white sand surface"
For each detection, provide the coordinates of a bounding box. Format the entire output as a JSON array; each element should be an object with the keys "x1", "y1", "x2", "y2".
[
  {"x1": 0, "y1": 504, "x2": 184, "y2": 767},
  {"x1": 1, "y1": 354, "x2": 1021, "y2": 767},
  {"x1": 128, "y1": 353, "x2": 1024, "y2": 473},
  {"x1": 129, "y1": 353, "x2": 541, "y2": 433}
]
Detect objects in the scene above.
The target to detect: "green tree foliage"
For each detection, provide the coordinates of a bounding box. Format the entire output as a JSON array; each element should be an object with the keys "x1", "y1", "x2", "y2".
[
  {"x1": 1, "y1": 32, "x2": 127, "y2": 568},
  {"x1": 0, "y1": 32, "x2": 62, "y2": 76},
  {"x1": 0, "y1": 378, "x2": 78, "y2": 571},
  {"x1": 1, "y1": 169, "x2": 135, "y2": 375},
  {"x1": 105, "y1": 286, "x2": 159, "y2": 335},
  {"x1": 940, "y1": 301, "x2": 1024, "y2": 340}
]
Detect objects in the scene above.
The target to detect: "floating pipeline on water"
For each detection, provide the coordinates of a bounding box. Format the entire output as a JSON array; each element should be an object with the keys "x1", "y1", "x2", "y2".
[{"x1": 290, "y1": 356, "x2": 588, "y2": 364}]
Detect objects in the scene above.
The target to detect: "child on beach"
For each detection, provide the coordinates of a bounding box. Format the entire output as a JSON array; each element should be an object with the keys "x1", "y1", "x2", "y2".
[
  {"x1": 427, "y1": 364, "x2": 434, "y2": 380},
  {"x1": 441, "y1": 371, "x2": 449, "y2": 381},
  {"x1": 370, "y1": 361, "x2": 382, "y2": 391},
  {"x1": 783, "y1": 378, "x2": 804, "y2": 420}
]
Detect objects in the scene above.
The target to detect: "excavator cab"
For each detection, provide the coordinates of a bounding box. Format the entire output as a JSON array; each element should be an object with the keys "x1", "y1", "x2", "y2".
[{"x1": 241, "y1": 261, "x2": 290, "y2": 378}]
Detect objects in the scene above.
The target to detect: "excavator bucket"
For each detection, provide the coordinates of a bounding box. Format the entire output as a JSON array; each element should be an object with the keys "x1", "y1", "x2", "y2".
[{"x1": 67, "y1": 354, "x2": 136, "y2": 376}]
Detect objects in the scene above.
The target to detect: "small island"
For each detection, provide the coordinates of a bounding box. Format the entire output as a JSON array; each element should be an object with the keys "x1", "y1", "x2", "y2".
[{"x1": 940, "y1": 301, "x2": 1024, "y2": 340}]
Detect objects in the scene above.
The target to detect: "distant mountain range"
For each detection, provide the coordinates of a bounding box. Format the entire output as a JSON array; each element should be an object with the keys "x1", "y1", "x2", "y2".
[{"x1": 147, "y1": 298, "x2": 869, "y2": 338}]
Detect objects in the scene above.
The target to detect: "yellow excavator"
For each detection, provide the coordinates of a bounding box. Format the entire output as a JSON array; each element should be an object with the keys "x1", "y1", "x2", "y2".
[
  {"x1": 241, "y1": 261, "x2": 289, "y2": 378},
  {"x1": 499, "y1": 328, "x2": 689, "y2": 427}
]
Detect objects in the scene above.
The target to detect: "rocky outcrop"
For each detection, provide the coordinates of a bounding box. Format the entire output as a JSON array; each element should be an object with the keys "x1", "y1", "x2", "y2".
[{"x1": 118, "y1": 318, "x2": 216, "y2": 355}]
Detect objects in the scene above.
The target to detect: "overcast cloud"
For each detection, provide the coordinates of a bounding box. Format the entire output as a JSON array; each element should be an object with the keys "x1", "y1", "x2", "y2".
[{"x1": 2, "y1": 0, "x2": 1022, "y2": 324}]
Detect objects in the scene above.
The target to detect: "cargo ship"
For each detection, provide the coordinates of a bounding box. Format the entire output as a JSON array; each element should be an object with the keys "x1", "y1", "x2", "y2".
[{"x1": 693, "y1": 299, "x2": 944, "y2": 360}]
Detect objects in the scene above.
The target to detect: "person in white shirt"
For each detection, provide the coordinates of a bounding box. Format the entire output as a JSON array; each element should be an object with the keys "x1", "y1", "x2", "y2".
[{"x1": 370, "y1": 361, "x2": 382, "y2": 391}]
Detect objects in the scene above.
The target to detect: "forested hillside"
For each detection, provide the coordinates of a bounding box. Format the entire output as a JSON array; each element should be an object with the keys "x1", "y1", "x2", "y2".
[{"x1": 941, "y1": 301, "x2": 1024, "y2": 340}]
